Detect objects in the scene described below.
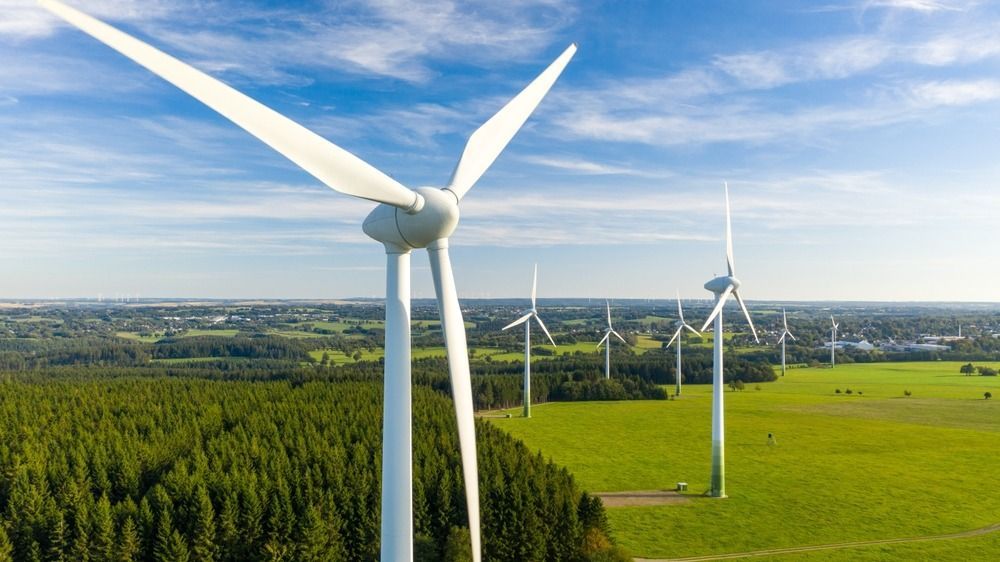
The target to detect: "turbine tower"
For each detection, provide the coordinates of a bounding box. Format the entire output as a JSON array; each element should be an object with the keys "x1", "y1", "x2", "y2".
[
  {"x1": 830, "y1": 315, "x2": 839, "y2": 368},
  {"x1": 777, "y1": 308, "x2": 795, "y2": 376},
  {"x1": 502, "y1": 265, "x2": 556, "y2": 418},
  {"x1": 665, "y1": 291, "x2": 700, "y2": 396},
  {"x1": 38, "y1": 2, "x2": 576, "y2": 559},
  {"x1": 596, "y1": 300, "x2": 627, "y2": 379},
  {"x1": 699, "y1": 183, "x2": 758, "y2": 499}
]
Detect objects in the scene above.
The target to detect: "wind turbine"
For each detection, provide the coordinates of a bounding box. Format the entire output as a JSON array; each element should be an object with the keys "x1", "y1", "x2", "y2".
[
  {"x1": 596, "y1": 300, "x2": 627, "y2": 379},
  {"x1": 830, "y1": 315, "x2": 839, "y2": 368},
  {"x1": 777, "y1": 308, "x2": 795, "y2": 376},
  {"x1": 502, "y1": 265, "x2": 556, "y2": 418},
  {"x1": 665, "y1": 291, "x2": 700, "y2": 396},
  {"x1": 38, "y1": 2, "x2": 576, "y2": 559},
  {"x1": 699, "y1": 182, "x2": 758, "y2": 499}
]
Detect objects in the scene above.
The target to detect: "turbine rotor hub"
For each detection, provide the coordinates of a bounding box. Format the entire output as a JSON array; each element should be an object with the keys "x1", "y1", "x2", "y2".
[
  {"x1": 704, "y1": 275, "x2": 739, "y2": 295},
  {"x1": 363, "y1": 187, "x2": 460, "y2": 250}
]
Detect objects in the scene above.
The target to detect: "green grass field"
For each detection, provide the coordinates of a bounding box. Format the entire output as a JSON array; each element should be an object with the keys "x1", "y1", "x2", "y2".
[
  {"x1": 490, "y1": 362, "x2": 1000, "y2": 560},
  {"x1": 114, "y1": 331, "x2": 162, "y2": 343}
]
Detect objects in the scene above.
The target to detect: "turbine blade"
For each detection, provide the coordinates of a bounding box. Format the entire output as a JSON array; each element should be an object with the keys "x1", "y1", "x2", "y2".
[
  {"x1": 39, "y1": 0, "x2": 420, "y2": 210},
  {"x1": 724, "y1": 182, "x2": 735, "y2": 277},
  {"x1": 612, "y1": 330, "x2": 627, "y2": 345},
  {"x1": 502, "y1": 312, "x2": 533, "y2": 331},
  {"x1": 606, "y1": 299, "x2": 612, "y2": 329},
  {"x1": 777, "y1": 332, "x2": 786, "y2": 344},
  {"x1": 666, "y1": 326, "x2": 681, "y2": 348},
  {"x1": 788, "y1": 331, "x2": 797, "y2": 341},
  {"x1": 596, "y1": 331, "x2": 610, "y2": 349},
  {"x1": 733, "y1": 289, "x2": 759, "y2": 344},
  {"x1": 446, "y1": 44, "x2": 577, "y2": 200},
  {"x1": 676, "y1": 290, "x2": 684, "y2": 322},
  {"x1": 783, "y1": 308, "x2": 788, "y2": 331},
  {"x1": 533, "y1": 314, "x2": 556, "y2": 347},
  {"x1": 531, "y1": 264, "x2": 538, "y2": 310},
  {"x1": 684, "y1": 323, "x2": 701, "y2": 336},
  {"x1": 700, "y1": 285, "x2": 734, "y2": 332},
  {"x1": 426, "y1": 243, "x2": 481, "y2": 562}
]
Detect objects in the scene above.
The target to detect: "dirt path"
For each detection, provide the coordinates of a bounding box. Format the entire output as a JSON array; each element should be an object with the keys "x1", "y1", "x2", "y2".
[
  {"x1": 595, "y1": 490, "x2": 690, "y2": 507},
  {"x1": 635, "y1": 522, "x2": 1000, "y2": 561}
]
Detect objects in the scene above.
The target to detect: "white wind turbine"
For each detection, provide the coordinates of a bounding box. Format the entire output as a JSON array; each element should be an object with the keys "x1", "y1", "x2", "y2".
[
  {"x1": 596, "y1": 300, "x2": 627, "y2": 379},
  {"x1": 777, "y1": 308, "x2": 795, "y2": 376},
  {"x1": 502, "y1": 265, "x2": 556, "y2": 418},
  {"x1": 699, "y1": 182, "x2": 758, "y2": 499},
  {"x1": 38, "y1": 2, "x2": 576, "y2": 559},
  {"x1": 665, "y1": 291, "x2": 700, "y2": 396},
  {"x1": 830, "y1": 315, "x2": 839, "y2": 368}
]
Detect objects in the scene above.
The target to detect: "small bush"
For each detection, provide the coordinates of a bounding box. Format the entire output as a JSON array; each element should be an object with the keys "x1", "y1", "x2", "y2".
[
  {"x1": 845, "y1": 388, "x2": 853, "y2": 395},
  {"x1": 903, "y1": 390, "x2": 912, "y2": 397},
  {"x1": 835, "y1": 389, "x2": 841, "y2": 394},
  {"x1": 755, "y1": 385, "x2": 762, "y2": 391},
  {"x1": 858, "y1": 391, "x2": 863, "y2": 395},
  {"x1": 986, "y1": 392, "x2": 993, "y2": 400}
]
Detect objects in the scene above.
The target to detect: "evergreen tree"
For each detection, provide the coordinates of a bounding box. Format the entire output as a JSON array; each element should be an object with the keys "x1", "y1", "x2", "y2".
[
  {"x1": 26, "y1": 539, "x2": 43, "y2": 562},
  {"x1": 442, "y1": 526, "x2": 472, "y2": 562},
  {"x1": 153, "y1": 510, "x2": 178, "y2": 562},
  {"x1": 137, "y1": 498, "x2": 155, "y2": 561},
  {"x1": 191, "y1": 486, "x2": 217, "y2": 562},
  {"x1": 0, "y1": 525, "x2": 13, "y2": 562},
  {"x1": 295, "y1": 505, "x2": 329, "y2": 562},
  {"x1": 45, "y1": 511, "x2": 66, "y2": 562},
  {"x1": 116, "y1": 517, "x2": 140, "y2": 562},
  {"x1": 216, "y1": 494, "x2": 240, "y2": 562},
  {"x1": 162, "y1": 531, "x2": 191, "y2": 562},
  {"x1": 91, "y1": 494, "x2": 114, "y2": 562}
]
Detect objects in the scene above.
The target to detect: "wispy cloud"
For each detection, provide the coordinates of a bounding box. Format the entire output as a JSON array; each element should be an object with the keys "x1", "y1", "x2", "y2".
[
  {"x1": 0, "y1": 0, "x2": 183, "y2": 40},
  {"x1": 862, "y1": 0, "x2": 971, "y2": 13},
  {"x1": 14, "y1": 0, "x2": 573, "y2": 85},
  {"x1": 518, "y1": 155, "x2": 671, "y2": 178}
]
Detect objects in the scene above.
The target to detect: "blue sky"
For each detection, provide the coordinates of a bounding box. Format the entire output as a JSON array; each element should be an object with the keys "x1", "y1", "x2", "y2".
[{"x1": 2, "y1": 0, "x2": 1000, "y2": 301}]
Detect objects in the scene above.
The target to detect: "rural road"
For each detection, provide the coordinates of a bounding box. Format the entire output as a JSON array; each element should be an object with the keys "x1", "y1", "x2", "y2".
[{"x1": 635, "y1": 522, "x2": 1000, "y2": 561}]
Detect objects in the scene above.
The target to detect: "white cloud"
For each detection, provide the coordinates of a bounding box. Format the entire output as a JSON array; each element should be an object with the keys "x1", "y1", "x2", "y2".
[
  {"x1": 863, "y1": 0, "x2": 969, "y2": 12},
  {"x1": 0, "y1": 0, "x2": 182, "y2": 40},
  {"x1": 518, "y1": 155, "x2": 671, "y2": 178},
  {"x1": 13, "y1": 0, "x2": 573, "y2": 85},
  {"x1": 908, "y1": 79, "x2": 1000, "y2": 106}
]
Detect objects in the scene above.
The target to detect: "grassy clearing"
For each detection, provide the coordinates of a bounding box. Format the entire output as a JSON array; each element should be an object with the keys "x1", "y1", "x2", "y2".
[
  {"x1": 490, "y1": 362, "x2": 1000, "y2": 559},
  {"x1": 115, "y1": 331, "x2": 162, "y2": 343},
  {"x1": 307, "y1": 348, "x2": 384, "y2": 364},
  {"x1": 634, "y1": 334, "x2": 665, "y2": 354}
]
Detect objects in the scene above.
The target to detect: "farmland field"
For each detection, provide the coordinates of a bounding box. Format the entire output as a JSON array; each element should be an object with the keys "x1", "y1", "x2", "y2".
[{"x1": 490, "y1": 362, "x2": 1000, "y2": 560}]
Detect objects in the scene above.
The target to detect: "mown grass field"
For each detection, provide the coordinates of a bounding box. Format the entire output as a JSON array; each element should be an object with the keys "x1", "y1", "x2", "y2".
[{"x1": 490, "y1": 362, "x2": 1000, "y2": 560}]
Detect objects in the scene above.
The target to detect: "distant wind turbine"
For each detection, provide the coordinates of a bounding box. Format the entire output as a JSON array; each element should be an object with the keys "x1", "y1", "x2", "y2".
[
  {"x1": 502, "y1": 265, "x2": 556, "y2": 418},
  {"x1": 830, "y1": 316, "x2": 839, "y2": 368},
  {"x1": 39, "y1": 1, "x2": 576, "y2": 558},
  {"x1": 699, "y1": 182, "x2": 758, "y2": 498},
  {"x1": 665, "y1": 291, "x2": 700, "y2": 396},
  {"x1": 596, "y1": 300, "x2": 627, "y2": 379},
  {"x1": 777, "y1": 308, "x2": 795, "y2": 376}
]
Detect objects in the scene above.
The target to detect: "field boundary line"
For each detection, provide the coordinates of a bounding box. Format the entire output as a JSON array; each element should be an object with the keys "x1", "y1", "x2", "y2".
[{"x1": 635, "y1": 522, "x2": 1000, "y2": 561}]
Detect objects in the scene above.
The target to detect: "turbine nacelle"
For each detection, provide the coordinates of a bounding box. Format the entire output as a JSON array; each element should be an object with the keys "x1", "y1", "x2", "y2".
[
  {"x1": 363, "y1": 187, "x2": 460, "y2": 250},
  {"x1": 704, "y1": 275, "x2": 740, "y2": 295}
]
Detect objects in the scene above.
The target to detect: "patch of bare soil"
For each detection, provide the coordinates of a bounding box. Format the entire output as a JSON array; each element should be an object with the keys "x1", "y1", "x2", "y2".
[{"x1": 594, "y1": 490, "x2": 691, "y2": 507}]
